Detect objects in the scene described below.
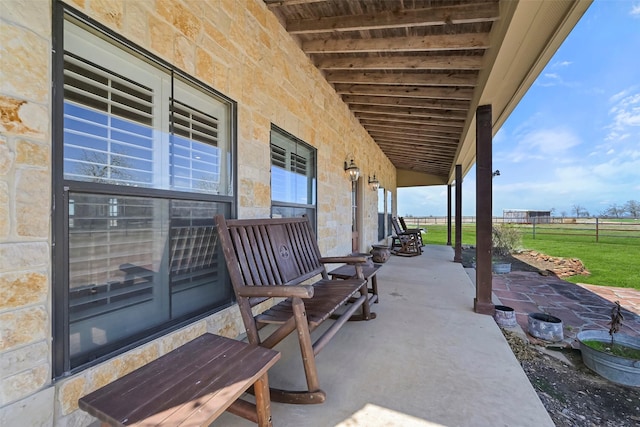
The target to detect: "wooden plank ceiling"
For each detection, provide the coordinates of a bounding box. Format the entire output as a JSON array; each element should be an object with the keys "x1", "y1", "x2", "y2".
[{"x1": 264, "y1": 0, "x2": 500, "y2": 180}]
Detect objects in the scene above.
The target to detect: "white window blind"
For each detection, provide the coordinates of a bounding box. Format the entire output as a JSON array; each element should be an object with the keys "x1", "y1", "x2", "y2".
[{"x1": 63, "y1": 54, "x2": 156, "y2": 186}]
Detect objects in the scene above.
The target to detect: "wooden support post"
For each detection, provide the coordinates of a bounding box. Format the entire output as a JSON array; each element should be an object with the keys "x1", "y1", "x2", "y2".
[
  {"x1": 447, "y1": 184, "x2": 452, "y2": 246},
  {"x1": 454, "y1": 165, "x2": 462, "y2": 263},
  {"x1": 474, "y1": 105, "x2": 495, "y2": 315}
]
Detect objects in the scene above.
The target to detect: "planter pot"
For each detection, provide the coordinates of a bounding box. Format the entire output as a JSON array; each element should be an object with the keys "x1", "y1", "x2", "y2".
[
  {"x1": 527, "y1": 312, "x2": 563, "y2": 342},
  {"x1": 494, "y1": 305, "x2": 517, "y2": 328},
  {"x1": 577, "y1": 330, "x2": 640, "y2": 387},
  {"x1": 370, "y1": 245, "x2": 391, "y2": 263},
  {"x1": 492, "y1": 262, "x2": 511, "y2": 274}
]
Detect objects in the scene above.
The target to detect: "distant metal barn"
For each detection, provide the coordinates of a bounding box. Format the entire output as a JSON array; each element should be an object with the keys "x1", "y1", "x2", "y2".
[{"x1": 503, "y1": 210, "x2": 551, "y2": 224}]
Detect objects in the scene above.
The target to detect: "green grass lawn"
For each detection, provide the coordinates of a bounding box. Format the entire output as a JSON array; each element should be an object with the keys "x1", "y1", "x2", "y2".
[{"x1": 424, "y1": 224, "x2": 640, "y2": 290}]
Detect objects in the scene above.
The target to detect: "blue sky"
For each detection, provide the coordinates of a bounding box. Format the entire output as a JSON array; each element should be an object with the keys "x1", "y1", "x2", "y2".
[{"x1": 398, "y1": 0, "x2": 640, "y2": 217}]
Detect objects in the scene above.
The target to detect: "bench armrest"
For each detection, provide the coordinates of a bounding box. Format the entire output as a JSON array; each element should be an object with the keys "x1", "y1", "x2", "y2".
[
  {"x1": 319, "y1": 256, "x2": 368, "y2": 265},
  {"x1": 236, "y1": 285, "x2": 314, "y2": 299}
]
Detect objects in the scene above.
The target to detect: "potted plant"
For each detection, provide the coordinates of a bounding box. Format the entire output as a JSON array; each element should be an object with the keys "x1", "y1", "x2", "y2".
[
  {"x1": 491, "y1": 224, "x2": 521, "y2": 273},
  {"x1": 576, "y1": 301, "x2": 640, "y2": 387}
]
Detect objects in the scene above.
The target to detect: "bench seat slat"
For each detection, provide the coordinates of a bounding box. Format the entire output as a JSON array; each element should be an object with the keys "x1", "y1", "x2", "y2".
[{"x1": 256, "y1": 280, "x2": 364, "y2": 327}]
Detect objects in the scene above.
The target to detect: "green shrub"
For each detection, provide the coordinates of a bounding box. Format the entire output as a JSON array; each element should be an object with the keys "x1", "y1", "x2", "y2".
[{"x1": 492, "y1": 224, "x2": 522, "y2": 257}]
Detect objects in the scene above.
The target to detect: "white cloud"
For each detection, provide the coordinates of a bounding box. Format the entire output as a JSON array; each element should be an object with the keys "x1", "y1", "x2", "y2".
[
  {"x1": 631, "y1": 4, "x2": 640, "y2": 16},
  {"x1": 606, "y1": 88, "x2": 640, "y2": 141},
  {"x1": 505, "y1": 128, "x2": 581, "y2": 163}
]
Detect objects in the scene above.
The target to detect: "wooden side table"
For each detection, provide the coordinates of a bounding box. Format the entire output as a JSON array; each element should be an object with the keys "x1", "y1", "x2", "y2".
[{"x1": 79, "y1": 333, "x2": 280, "y2": 427}]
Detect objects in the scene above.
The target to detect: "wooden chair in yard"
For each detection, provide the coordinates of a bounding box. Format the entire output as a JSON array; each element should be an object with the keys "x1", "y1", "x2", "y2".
[
  {"x1": 399, "y1": 216, "x2": 426, "y2": 246},
  {"x1": 391, "y1": 217, "x2": 422, "y2": 256},
  {"x1": 215, "y1": 215, "x2": 375, "y2": 405}
]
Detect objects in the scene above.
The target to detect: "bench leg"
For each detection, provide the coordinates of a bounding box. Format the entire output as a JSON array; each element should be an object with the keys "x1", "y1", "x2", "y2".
[
  {"x1": 254, "y1": 373, "x2": 273, "y2": 427},
  {"x1": 292, "y1": 297, "x2": 321, "y2": 393},
  {"x1": 258, "y1": 297, "x2": 326, "y2": 405},
  {"x1": 371, "y1": 275, "x2": 379, "y2": 303}
]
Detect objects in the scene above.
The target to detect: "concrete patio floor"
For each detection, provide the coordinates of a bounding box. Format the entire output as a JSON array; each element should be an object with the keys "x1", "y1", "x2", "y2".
[{"x1": 215, "y1": 245, "x2": 553, "y2": 427}]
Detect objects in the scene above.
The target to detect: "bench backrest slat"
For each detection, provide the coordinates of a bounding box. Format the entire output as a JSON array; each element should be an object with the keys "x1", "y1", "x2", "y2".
[{"x1": 216, "y1": 215, "x2": 326, "y2": 307}]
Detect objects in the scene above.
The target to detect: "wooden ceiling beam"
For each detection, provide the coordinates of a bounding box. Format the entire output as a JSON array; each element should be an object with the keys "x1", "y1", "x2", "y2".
[
  {"x1": 359, "y1": 120, "x2": 463, "y2": 136},
  {"x1": 384, "y1": 154, "x2": 453, "y2": 164},
  {"x1": 351, "y1": 105, "x2": 467, "y2": 120},
  {"x1": 286, "y1": 3, "x2": 499, "y2": 34},
  {"x1": 367, "y1": 129, "x2": 459, "y2": 144},
  {"x1": 325, "y1": 71, "x2": 477, "y2": 87},
  {"x1": 374, "y1": 137, "x2": 456, "y2": 155},
  {"x1": 386, "y1": 156, "x2": 452, "y2": 168},
  {"x1": 355, "y1": 113, "x2": 464, "y2": 128},
  {"x1": 265, "y1": 0, "x2": 327, "y2": 6},
  {"x1": 336, "y1": 84, "x2": 474, "y2": 100},
  {"x1": 316, "y1": 55, "x2": 484, "y2": 71},
  {"x1": 303, "y1": 33, "x2": 490, "y2": 54},
  {"x1": 374, "y1": 136, "x2": 457, "y2": 149},
  {"x1": 342, "y1": 95, "x2": 470, "y2": 111}
]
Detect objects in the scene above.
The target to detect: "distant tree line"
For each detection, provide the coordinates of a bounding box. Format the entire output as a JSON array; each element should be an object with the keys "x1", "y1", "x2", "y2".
[{"x1": 562, "y1": 200, "x2": 640, "y2": 218}]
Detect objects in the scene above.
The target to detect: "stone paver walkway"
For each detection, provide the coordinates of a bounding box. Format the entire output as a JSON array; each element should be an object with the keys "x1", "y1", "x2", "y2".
[{"x1": 492, "y1": 271, "x2": 640, "y2": 348}]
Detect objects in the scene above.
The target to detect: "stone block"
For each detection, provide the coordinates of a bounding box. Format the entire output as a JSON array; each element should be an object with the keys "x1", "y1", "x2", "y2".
[
  {"x1": 174, "y1": 34, "x2": 195, "y2": 75},
  {"x1": 0, "y1": 363, "x2": 48, "y2": 405},
  {"x1": 159, "y1": 321, "x2": 207, "y2": 354},
  {"x1": 0, "y1": 242, "x2": 49, "y2": 272},
  {"x1": 89, "y1": 0, "x2": 124, "y2": 29},
  {"x1": 206, "y1": 306, "x2": 242, "y2": 339},
  {"x1": 0, "y1": 0, "x2": 51, "y2": 38},
  {"x1": 15, "y1": 168, "x2": 49, "y2": 237},
  {"x1": 195, "y1": 48, "x2": 215, "y2": 84},
  {"x1": 0, "y1": 306, "x2": 48, "y2": 352},
  {"x1": 57, "y1": 375, "x2": 86, "y2": 415},
  {"x1": 0, "y1": 340, "x2": 49, "y2": 378},
  {"x1": 148, "y1": 14, "x2": 176, "y2": 62},
  {"x1": 16, "y1": 139, "x2": 49, "y2": 167},
  {"x1": 0, "y1": 181, "x2": 8, "y2": 238},
  {"x1": 122, "y1": 0, "x2": 150, "y2": 47},
  {"x1": 0, "y1": 25, "x2": 49, "y2": 103},
  {"x1": 0, "y1": 271, "x2": 48, "y2": 310},
  {"x1": 0, "y1": 96, "x2": 48, "y2": 138},
  {"x1": 0, "y1": 137, "x2": 14, "y2": 175},
  {"x1": 156, "y1": 0, "x2": 201, "y2": 41},
  {"x1": 0, "y1": 386, "x2": 54, "y2": 427}
]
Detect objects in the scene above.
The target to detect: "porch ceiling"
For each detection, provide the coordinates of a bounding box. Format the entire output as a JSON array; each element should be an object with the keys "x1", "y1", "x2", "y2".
[{"x1": 264, "y1": 0, "x2": 591, "y2": 186}]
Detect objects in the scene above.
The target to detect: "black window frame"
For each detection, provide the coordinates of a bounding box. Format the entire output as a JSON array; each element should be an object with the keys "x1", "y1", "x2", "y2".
[{"x1": 52, "y1": 2, "x2": 238, "y2": 378}]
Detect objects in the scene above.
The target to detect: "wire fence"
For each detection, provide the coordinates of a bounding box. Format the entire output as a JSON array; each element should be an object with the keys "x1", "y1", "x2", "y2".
[{"x1": 401, "y1": 217, "x2": 640, "y2": 243}]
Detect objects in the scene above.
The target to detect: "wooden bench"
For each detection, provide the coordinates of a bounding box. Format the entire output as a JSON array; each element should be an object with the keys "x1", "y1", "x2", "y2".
[
  {"x1": 215, "y1": 215, "x2": 375, "y2": 405},
  {"x1": 78, "y1": 333, "x2": 280, "y2": 427}
]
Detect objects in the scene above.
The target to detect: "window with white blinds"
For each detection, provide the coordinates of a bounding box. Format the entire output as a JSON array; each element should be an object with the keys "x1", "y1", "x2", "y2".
[
  {"x1": 63, "y1": 21, "x2": 230, "y2": 195},
  {"x1": 56, "y1": 18, "x2": 235, "y2": 373},
  {"x1": 63, "y1": 53, "x2": 155, "y2": 186},
  {"x1": 170, "y1": 101, "x2": 221, "y2": 193},
  {"x1": 270, "y1": 126, "x2": 316, "y2": 227}
]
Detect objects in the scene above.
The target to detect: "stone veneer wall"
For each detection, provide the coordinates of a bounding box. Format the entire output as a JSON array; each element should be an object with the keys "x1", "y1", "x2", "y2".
[{"x1": 0, "y1": 0, "x2": 395, "y2": 425}]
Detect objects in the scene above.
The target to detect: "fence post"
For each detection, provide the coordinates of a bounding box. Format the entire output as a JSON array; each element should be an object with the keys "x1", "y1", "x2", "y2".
[
  {"x1": 532, "y1": 217, "x2": 536, "y2": 240},
  {"x1": 596, "y1": 217, "x2": 599, "y2": 243}
]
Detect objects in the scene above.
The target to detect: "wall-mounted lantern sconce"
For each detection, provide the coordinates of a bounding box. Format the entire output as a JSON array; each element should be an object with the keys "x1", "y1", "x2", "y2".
[
  {"x1": 368, "y1": 174, "x2": 380, "y2": 191},
  {"x1": 344, "y1": 159, "x2": 360, "y2": 182},
  {"x1": 492, "y1": 169, "x2": 501, "y2": 178}
]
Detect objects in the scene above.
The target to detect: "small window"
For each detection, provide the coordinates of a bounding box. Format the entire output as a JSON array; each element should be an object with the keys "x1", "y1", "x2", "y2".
[{"x1": 270, "y1": 126, "x2": 316, "y2": 228}]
